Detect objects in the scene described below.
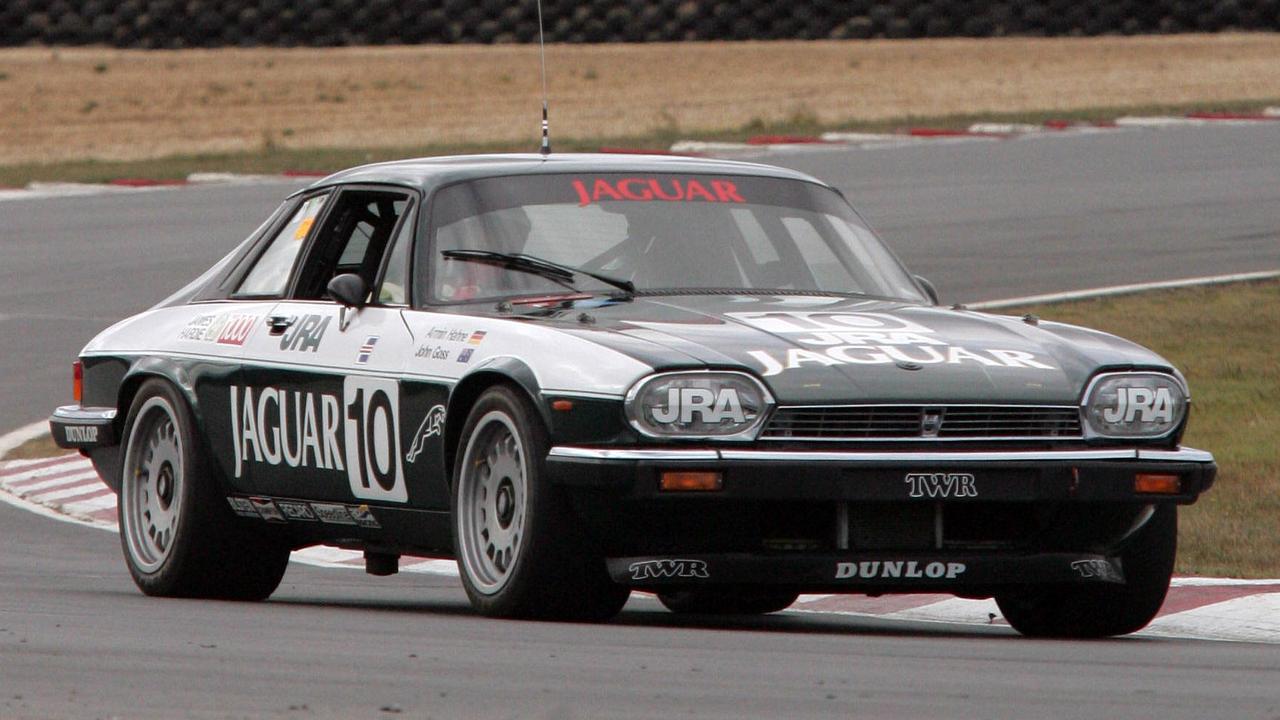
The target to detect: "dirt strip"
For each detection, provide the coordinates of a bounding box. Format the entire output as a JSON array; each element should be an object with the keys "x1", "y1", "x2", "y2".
[{"x1": 3, "y1": 33, "x2": 1280, "y2": 165}]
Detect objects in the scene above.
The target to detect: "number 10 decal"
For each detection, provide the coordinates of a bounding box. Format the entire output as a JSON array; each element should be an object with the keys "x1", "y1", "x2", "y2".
[{"x1": 343, "y1": 377, "x2": 408, "y2": 503}]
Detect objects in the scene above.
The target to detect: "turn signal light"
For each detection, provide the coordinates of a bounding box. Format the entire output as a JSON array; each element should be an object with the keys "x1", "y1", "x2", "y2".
[
  {"x1": 660, "y1": 471, "x2": 723, "y2": 492},
  {"x1": 73, "y1": 361, "x2": 83, "y2": 403},
  {"x1": 1135, "y1": 473, "x2": 1181, "y2": 494}
]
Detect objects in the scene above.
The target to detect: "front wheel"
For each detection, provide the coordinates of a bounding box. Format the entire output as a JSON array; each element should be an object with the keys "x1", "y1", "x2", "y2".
[
  {"x1": 119, "y1": 379, "x2": 290, "y2": 600},
  {"x1": 452, "y1": 385, "x2": 629, "y2": 621},
  {"x1": 995, "y1": 504, "x2": 1177, "y2": 638}
]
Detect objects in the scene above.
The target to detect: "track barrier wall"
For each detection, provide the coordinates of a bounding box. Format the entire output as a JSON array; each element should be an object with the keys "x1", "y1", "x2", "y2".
[{"x1": 4, "y1": 1, "x2": 1280, "y2": 48}]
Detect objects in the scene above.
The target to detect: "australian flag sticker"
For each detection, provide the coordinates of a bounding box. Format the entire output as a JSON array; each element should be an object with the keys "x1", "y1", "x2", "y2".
[{"x1": 356, "y1": 336, "x2": 379, "y2": 364}]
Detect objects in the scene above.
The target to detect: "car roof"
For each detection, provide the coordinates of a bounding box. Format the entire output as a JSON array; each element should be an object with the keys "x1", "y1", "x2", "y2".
[{"x1": 293, "y1": 153, "x2": 833, "y2": 197}]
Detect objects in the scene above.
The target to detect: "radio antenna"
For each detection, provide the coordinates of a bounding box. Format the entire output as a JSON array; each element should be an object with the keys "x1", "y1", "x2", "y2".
[{"x1": 536, "y1": 0, "x2": 551, "y2": 155}]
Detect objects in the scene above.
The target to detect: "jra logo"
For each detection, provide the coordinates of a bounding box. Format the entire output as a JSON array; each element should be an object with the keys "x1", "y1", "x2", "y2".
[
  {"x1": 1101, "y1": 386, "x2": 1175, "y2": 424},
  {"x1": 650, "y1": 388, "x2": 746, "y2": 425},
  {"x1": 279, "y1": 314, "x2": 329, "y2": 352}
]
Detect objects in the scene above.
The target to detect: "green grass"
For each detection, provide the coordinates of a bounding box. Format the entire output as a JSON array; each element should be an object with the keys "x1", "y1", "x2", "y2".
[
  {"x1": 2, "y1": 97, "x2": 1277, "y2": 187},
  {"x1": 1009, "y1": 279, "x2": 1280, "y2": 578},
  {"x1": 5, "y1": 280, "x2": 1276, "y2": 578}
]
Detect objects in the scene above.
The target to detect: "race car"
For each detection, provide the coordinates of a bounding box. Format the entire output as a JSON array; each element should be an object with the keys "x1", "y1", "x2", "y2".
[{"x1": 49, "y1": 153, "x2": 1216, "y2": 637}]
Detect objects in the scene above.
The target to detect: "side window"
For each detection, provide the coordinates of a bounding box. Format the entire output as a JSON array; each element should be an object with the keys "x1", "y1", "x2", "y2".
[
  {"x1": 377, "y1": 205, "x2": 414, "y2": 305},
  {"x1": 293, "y1": 189, "x2": 412, "y2": 301},
  {"x1": 235, "y1": 194, "x2": 330, "y2": 297}
]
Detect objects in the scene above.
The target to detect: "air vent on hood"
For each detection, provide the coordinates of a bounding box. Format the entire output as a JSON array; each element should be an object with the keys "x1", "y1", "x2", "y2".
[{"x1": 761, "y1": 405, "x2": 1083, "y2": 441}]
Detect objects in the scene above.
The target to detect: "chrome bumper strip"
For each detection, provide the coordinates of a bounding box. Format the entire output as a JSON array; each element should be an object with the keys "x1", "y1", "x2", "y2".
[
  {"x1": 548, "y1": 446, "x2": 1216, "y2": 464},
  {"x1": 52, "y1": 405, "x2": 118, "y2": 422}
]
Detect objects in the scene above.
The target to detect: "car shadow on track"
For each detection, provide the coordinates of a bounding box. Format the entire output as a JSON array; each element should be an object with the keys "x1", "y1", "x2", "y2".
[{"x1": 263, "y1": 589, "x2": 1025, "y2": 641}]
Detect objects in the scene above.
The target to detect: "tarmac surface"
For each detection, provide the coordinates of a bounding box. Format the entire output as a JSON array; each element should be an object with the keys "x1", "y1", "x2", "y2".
[{"x1": 1, "y1": 122, "x2": 1278, "y2": 718}]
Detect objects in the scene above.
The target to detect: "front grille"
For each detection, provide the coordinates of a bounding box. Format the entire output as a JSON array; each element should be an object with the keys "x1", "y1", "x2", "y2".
[{"x1": 760, "y1": 405, "x2": 1083, "y2": 441}]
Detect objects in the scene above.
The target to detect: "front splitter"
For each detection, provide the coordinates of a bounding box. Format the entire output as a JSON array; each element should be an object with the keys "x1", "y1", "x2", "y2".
[{"x1": 609, "y1": 551, "x2": 1124, "y2": 591}]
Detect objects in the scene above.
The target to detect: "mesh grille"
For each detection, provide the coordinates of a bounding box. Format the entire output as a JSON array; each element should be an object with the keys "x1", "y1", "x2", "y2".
[{"x1": 761, "y1": 405, "x2": 1082, "y2": 441}]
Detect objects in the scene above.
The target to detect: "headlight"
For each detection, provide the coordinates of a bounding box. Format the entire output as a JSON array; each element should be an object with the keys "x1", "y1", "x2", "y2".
[
  {"x1": 1082, "y1": 372, "x2": 1187, "y2": 439},
  {"x1": 625, "y1": 371, "x2": 773, "y2": 440}
]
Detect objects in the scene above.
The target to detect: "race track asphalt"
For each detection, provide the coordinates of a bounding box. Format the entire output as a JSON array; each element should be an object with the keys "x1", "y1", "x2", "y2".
[{"x1": 1, "y1": 123, "x2": 1278, "y2": 719}]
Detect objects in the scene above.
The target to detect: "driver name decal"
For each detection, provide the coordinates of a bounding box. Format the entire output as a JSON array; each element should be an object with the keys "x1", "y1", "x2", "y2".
[
  {"x1": 572, "y1": 177, "x2": 745, "y2": 206},
  {"x1": 728, "y1": 311, "x2": 1057, "y2": 376}
]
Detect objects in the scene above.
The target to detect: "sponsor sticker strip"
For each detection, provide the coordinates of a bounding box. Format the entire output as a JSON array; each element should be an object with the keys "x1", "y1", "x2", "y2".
[{"x1": 3, "y1": 454, "x2": 1279, "y2": 643}]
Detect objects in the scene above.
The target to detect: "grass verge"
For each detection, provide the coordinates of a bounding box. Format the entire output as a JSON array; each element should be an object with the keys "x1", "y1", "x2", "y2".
[
  {"x1": 1009, "y1": 279, "x2": 1280, "y2": 578},
  {"x1": 2, "y1": 97, "x2": 1277, "y2": 187},
  {"x1": 5, "y1": 280, "x2": 1276, "y2": 577},
  {"x1": 4, "y1": 434, "x2": 66, "y2": 460}
]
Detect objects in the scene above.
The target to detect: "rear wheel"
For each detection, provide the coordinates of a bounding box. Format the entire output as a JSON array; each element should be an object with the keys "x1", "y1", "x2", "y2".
[
  {"x1": 658, "y1": 587, "x2": 800, "y2": 615},
  {"x1": 452, "y1": 385, "x2": 629, "y2": 621},
  {"x1": 119, "y1": 379, "x2": 290, "y2": 600},
  {"x1": 995, "y1": 504, "x2": 1177, "y2": 638}
]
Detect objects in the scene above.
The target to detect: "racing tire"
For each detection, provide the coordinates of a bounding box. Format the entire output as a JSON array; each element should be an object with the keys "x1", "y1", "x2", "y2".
[
  {"x1": 658, "y1": 587, "x2": 800, "y2": 615},
  {"x1": 452, "y1": 385, "x2": 630, "y2": 621},
  {"x1": 995, "y1": 504, "x2": 1177, "y2": 638},
  {"x1": 118, "y1": 379, "x2": 291, "y2": 601}
]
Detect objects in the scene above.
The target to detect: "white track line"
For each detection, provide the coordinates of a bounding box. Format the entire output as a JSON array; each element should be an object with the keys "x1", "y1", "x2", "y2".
[
  {"x1": 970, "y1": 269, "x2": 1280, "y2": 310},
  {"x1": 0, "y1": 420, "x2": 54, "y2": 457},
  {"x1": 1143, "y1": 594, "x2": 1280, "y2": 643},
  {"x1": 968, "y1": 122, "x2": 1041, "y2": 134},
  {"x1": 1114, "y1": 116, "x2": 1208, "y2": 127}
]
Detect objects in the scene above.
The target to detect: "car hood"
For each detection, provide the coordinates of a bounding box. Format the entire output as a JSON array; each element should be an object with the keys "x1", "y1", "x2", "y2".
[{"x1": 544, "y1": 295, "x2": 1173, "y2": 404}]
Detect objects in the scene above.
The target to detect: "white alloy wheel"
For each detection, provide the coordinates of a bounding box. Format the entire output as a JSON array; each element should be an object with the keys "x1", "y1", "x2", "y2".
[
  {"x1": 121, "y1": 396, "x2": 185, "y2": 573},
  {"x1": 456, "y1": 410, "x2": 529, "y2": 595}
]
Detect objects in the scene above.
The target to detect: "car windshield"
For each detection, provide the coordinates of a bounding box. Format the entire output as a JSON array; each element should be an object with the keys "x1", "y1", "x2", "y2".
[{"x1": 421, "y1": 172, "x2": 925, "y2": 304}]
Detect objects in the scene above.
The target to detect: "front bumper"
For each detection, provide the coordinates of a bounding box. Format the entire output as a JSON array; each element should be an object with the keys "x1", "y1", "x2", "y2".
[
  {"x1": 49, "y1": 405, "x2": 118, "y2": 450},
  {"x1": 546, "y1": 445, "x2": 1216, "y2": 503}
]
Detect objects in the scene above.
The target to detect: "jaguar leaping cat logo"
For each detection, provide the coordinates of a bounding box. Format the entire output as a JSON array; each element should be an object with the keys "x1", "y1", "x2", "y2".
[{"x1": 405, "y1": 405, "x2": 446, "y2": 464}]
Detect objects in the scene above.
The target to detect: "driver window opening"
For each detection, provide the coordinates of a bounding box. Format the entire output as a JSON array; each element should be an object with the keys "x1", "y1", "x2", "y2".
[{"x1": 294, "y1": 190, "x2": 412, "y2": 302}]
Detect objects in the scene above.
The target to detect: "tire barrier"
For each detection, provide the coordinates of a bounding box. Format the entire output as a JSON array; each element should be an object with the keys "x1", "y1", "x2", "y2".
[{"x1": 3, "y1": 0, "x2": 1279, "y2": 47}]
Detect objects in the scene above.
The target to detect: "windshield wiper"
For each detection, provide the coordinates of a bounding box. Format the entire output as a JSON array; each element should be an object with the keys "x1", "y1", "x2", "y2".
[{"x1": 442, "y1": 250, "x2": 635, "y2": 296}]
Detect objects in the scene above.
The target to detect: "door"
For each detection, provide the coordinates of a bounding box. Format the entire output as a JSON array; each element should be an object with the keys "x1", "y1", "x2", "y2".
[{"x1": 236, "y1": 187, "x2": 422, "y2": 506}]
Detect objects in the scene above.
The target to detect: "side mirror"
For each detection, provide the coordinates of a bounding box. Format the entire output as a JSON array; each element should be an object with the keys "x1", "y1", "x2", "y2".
[
  {"x1": 914, "y1": 275, "x2": 939, "y2": 305},
  {"x1": 327, "y1": 273, "x2": 369, "y2": 309}
]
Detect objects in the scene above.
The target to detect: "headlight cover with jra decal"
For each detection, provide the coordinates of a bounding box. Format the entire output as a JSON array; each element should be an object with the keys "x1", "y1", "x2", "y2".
[
  {"x1": 625, "y1": 371, "x2": 773, "y2": 440},
  {"x1": 1081, "y1": 371, "x2": 1187, "y2": 439}
]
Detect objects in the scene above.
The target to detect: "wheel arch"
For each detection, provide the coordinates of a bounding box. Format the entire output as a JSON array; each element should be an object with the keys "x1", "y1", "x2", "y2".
[
  {"x1": 444, "y1": 359, "x2": 550, "y2": 480},
  {"x1": 115, "y1": 358, "x2": 225, "y2": 487},
  {"x1": 118, "y1": 357, "x2": 202, "y2": 425}
]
